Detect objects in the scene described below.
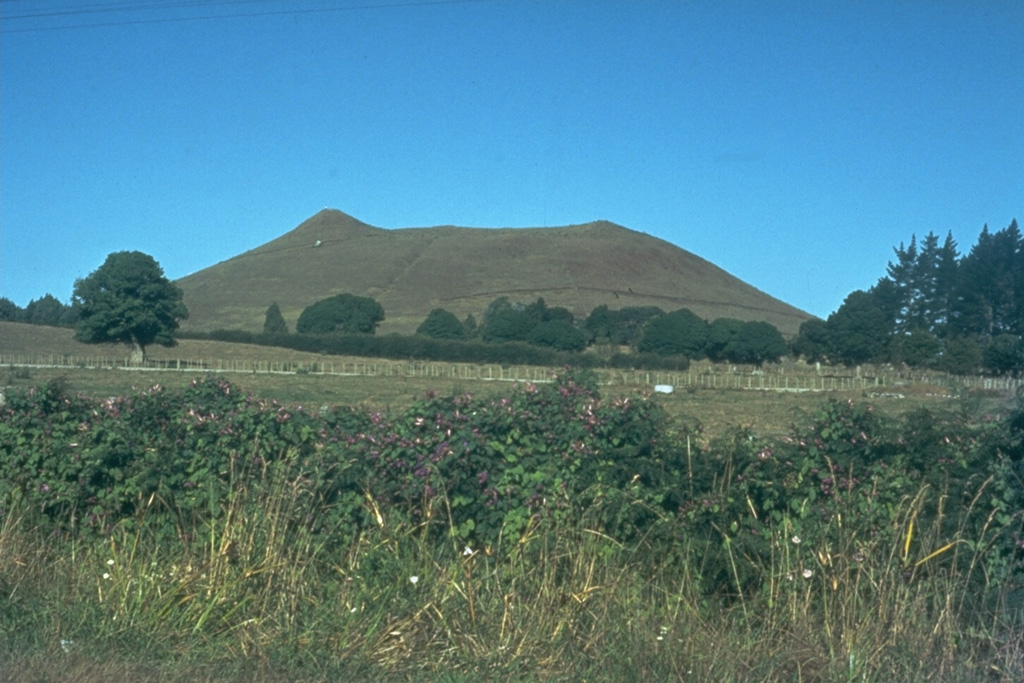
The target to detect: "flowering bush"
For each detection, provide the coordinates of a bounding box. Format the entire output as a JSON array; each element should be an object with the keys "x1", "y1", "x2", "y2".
[
  {"x1": 1, "y1": 373, "x2": 1020, "y2": 594},
  {"x1": 675, "y1": 397, "x2": 1023, "y2": 595}
]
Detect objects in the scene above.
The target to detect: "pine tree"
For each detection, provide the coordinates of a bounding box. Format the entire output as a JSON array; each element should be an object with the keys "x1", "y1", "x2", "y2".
[{"x1": 263, "y1": 302, "x2": 289, "y2": 334}]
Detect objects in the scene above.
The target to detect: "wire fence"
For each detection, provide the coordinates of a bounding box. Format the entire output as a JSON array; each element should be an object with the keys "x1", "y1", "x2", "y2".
[{"x1": 3, "y1": 352, "x2": 1021, "y2": 394}]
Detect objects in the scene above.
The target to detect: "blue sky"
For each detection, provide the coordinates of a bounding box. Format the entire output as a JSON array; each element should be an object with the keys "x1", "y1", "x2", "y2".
[{"x1": 2, "y1": 0, "x2": 1021, "y2": 320}]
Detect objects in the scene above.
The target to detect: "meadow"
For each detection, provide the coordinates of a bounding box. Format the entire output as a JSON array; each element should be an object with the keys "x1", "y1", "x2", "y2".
[
  {"x1": 1, "y1": 321, "x2": 997, "y2": 437},
  {"x1": 1, "y1": 324, "x2": 1022, "y2": 681}
]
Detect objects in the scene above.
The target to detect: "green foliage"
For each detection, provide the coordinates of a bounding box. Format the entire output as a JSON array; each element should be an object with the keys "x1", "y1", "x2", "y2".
[
  {"x1": 724, "y1": 320, "x2": 788, "y2": 365},
  {"x1": 937, "y1": 335, "x2": 983, "y2": 375},
  {"x1": 953, "y1": 220, "x2": 1022, "y2": 338},
  {"x1": 791, "y1": 318, "x2": 831, "y2": 363},
  {"x1": 262, "y1": 302, "x2": 288, "y2": 334},
  {"x1": 462, "y1": 313, "x2": 478, "y2": 338},
  {"x1": 890, "y1": 328, "x2": 941, "y2": 367},
  {"x1": 480, "y1": 307, "x2": 534, "y2": 343},
  {"x1": 186, "y1": 328, "x2": 696, "y2": 371},
  {"x1": 296, "y1": 293, "x2": 384, "y2": 335},
  {"x1": 637, "y1": 308, "x2": 708, "y2": 357},
  {"x1": 0, "y1": 296, "x2": 19, "y2": 321},
  {"x1": 478, "y1": 297, "x2": 585, "y2": 351},
  {"x1": 416, "y1": 308, "x2": 465, "y2": 340},
  {"x1": 584, "y1": 304, "x2": 665, "y2": 346},
  {"x1": 826, "y1": 290, "x2": 889, "y2": 365},
  {"x1": 983, "y1": 334, "x2": 1024, "y2": 375},
  {"x1": 3, "y1": 375, "x2": 1024, "y2": 680},
  {"x1": 705, "y1": 318, "x2": 744, "y2": 362},
  {"x1": 6, "y1": 370, "x2": 1020, "y2": 594},
  {"x1": 705, "y1": 318, "x2": 788, "y2": 365},
  {"x1": 72, "y1": 251, "x2": 188, "y2": 360},
  {"x1": 845, "y1": 219, "x2": 1023, "y2": 371},
  {"x1": 23, "y1": 294, "x2": 77, "y2": 327},
  {"x1": 527, "y1": 319, "x2": 587, "y2": 351}
]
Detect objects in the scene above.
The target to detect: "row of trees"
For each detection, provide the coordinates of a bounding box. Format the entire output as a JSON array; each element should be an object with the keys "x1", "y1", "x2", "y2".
[
  {"x1": 0, "y1": 294, "x2": 78, "y2": 327},
  {"x1": 260, "y1": 293, "x2": 790, "y2": 366},
  {"x1": 794, "y1": 220, "x2": 1023, "y2": 374}
]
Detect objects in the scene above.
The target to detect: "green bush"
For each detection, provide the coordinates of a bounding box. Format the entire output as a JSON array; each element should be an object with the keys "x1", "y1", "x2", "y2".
[
  {"x1": 296, "y1": 293, "x2": 384, "y2": 334},
  {"x1": 416, "y1": 308, "x2": 465, "y2": 339},
  {"x1": 2, "y1": 373, "x2": 1020, "y2": 595},
  {"x1": 637, "y1": 308, "x2": 708, "y2": 357}
]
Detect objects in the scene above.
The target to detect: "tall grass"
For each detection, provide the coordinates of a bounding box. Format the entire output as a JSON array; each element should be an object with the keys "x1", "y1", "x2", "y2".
[{"x1": 2, "y1": 478, "x2": 1020, "y2": 683}]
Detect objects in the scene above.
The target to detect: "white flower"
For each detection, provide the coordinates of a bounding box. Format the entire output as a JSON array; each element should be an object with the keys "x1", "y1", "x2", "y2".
[
  {"x1": 802, "y1": 568, "x2": 813, "y2": 579},
  {"x1": 463, "y1": 546, "x2": 474, "y2": 556},
  {"x1": 102, "y1": 573, "x2": 110, "y2": 580},
  {"x1": 409, "y1": 576, "x2": 419, "y2": 585},
  {"x1": 791, "y1": 535, "x2": 801, "y2": 545},
  {"x1": 60, "y1": 639, "x2": 74, "y2": 653},
  {"x1": 107, "y1": 559, "x2": 115, "y2": 566}
]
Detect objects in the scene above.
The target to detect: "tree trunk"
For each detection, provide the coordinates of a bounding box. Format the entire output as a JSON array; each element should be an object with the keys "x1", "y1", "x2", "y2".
[{"x1": 130, "y1": 341, "x2": 146, "y2": 366}]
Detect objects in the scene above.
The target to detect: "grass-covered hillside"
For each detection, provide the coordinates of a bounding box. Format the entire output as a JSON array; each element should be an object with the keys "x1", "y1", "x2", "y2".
[{"x1": 175, "y1": 209, "x2": 812, "y2": 336}]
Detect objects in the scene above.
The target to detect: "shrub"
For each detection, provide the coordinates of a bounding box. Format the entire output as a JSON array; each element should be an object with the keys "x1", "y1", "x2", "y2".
[
  {"x1": 637, "y1": 308, "x2": 708, "y2": 357},
  {"x1": 416, "y1": 308, "x2": 465, "y2": 340},
  {"x1": 296, "y1": 293, "x2": 384, "y2": 334}
]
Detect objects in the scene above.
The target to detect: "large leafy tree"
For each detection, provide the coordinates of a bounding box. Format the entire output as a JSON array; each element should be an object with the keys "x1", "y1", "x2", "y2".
[
  {"x1": 637, "y1": 308, "x2": 708, "y2": 357},
  {"x1": 73, "y1": 251, "x2": 188, "y2": 364},
  {"x1": 791, "y1": 318, "x2": 832, "y2": 363},
  {"x1": 826, "y1": 290, "x2": 889, "y2": 366},
  {"x1": 723, "y1": 321, "x2": 788, "y2": 365},
  {"x1": 584, "y1": 305, "x2": 664, "y2": 346},
  {"x1": 481, "y1": 307, "x2": 535, "y2": 343},
  {"x1": 296, "y1": 293, "x2": 384, "y2": 335},
  {"x1": 705, "y1": 318, "x2": 744, "y2": 362},
  {"x1": 527, "y1": 319, "x2": 587, "y2": 351}
]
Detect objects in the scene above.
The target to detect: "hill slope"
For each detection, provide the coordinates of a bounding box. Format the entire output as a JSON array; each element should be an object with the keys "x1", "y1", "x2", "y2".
[{"x1": 176, "y1": 209, "x2": 812, "y2": 336}]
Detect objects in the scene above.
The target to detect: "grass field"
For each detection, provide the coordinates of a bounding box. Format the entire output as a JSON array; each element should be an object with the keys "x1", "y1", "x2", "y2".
[
  {"x1": 3, "y1": 322, "x2": 1022, "y2": 681},
  {"x1": 2, "y1": 322, "x2": 1000, "y2": 437}
]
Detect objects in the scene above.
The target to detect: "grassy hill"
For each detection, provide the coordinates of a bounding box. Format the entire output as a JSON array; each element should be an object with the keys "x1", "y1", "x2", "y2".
[{"x1": 175, "y1": 209, "x2": 812, "y2": 337}]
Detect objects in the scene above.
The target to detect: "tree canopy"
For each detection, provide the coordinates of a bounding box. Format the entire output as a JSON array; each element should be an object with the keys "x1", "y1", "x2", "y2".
[
  {"x1": 637, "y1": 308, "x2": 708, "y2": 357},
  {"x1": 724, "y1": 321, "x2": 788, "y2": 366},
  {"x1": 584, "y1": 305, "x2": 664, "y2": 346},
  {"x1": 417, "y1": 308, "x2": 465, "y2": 340},
  {"x1": 792, "y1": 219, "x2": 1024, "y2": 374},
  {"x1": 296, "y1": 293, "x2": 384, "y2": 335},
  {"x1": 263, "y1": 302, "x2": 288, "y2": 334},
  {"x1": 72, "y1": 251, "x2": 188, "y2": 363}
]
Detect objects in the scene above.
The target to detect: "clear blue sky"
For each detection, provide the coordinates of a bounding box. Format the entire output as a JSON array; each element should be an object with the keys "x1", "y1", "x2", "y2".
[{"x1": 2, "y1": 0, "x2": 1021, "y2": 320}]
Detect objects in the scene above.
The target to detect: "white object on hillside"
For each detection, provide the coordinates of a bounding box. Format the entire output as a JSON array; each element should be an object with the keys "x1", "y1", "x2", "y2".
[{"x1": 654, "y1": 385, "x2": 674, "y2": 394}]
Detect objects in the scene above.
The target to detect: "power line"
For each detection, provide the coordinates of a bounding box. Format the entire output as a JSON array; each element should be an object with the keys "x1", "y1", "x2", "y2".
[
  {"x1": 0, "y1": 0, "x2": 494, "y2": 33},
  {"x1": 3, "y1": 1, "x2": 280, "y2": 21}
]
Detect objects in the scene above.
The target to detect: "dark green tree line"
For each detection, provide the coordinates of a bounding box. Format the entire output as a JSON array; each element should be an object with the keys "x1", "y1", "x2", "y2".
[{"x1": 793, "y1": 219, "x2": 1023, "y2": 373}]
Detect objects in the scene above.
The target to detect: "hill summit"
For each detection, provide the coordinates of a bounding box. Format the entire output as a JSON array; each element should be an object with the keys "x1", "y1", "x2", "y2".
[{"x1": 176, "y1": 209, "x2": 812, "y2": 336}]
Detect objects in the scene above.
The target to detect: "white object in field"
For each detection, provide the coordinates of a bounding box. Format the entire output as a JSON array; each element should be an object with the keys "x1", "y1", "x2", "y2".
[{"x1": 654, "y1": 385, "x2": 674, "y2": 394}]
